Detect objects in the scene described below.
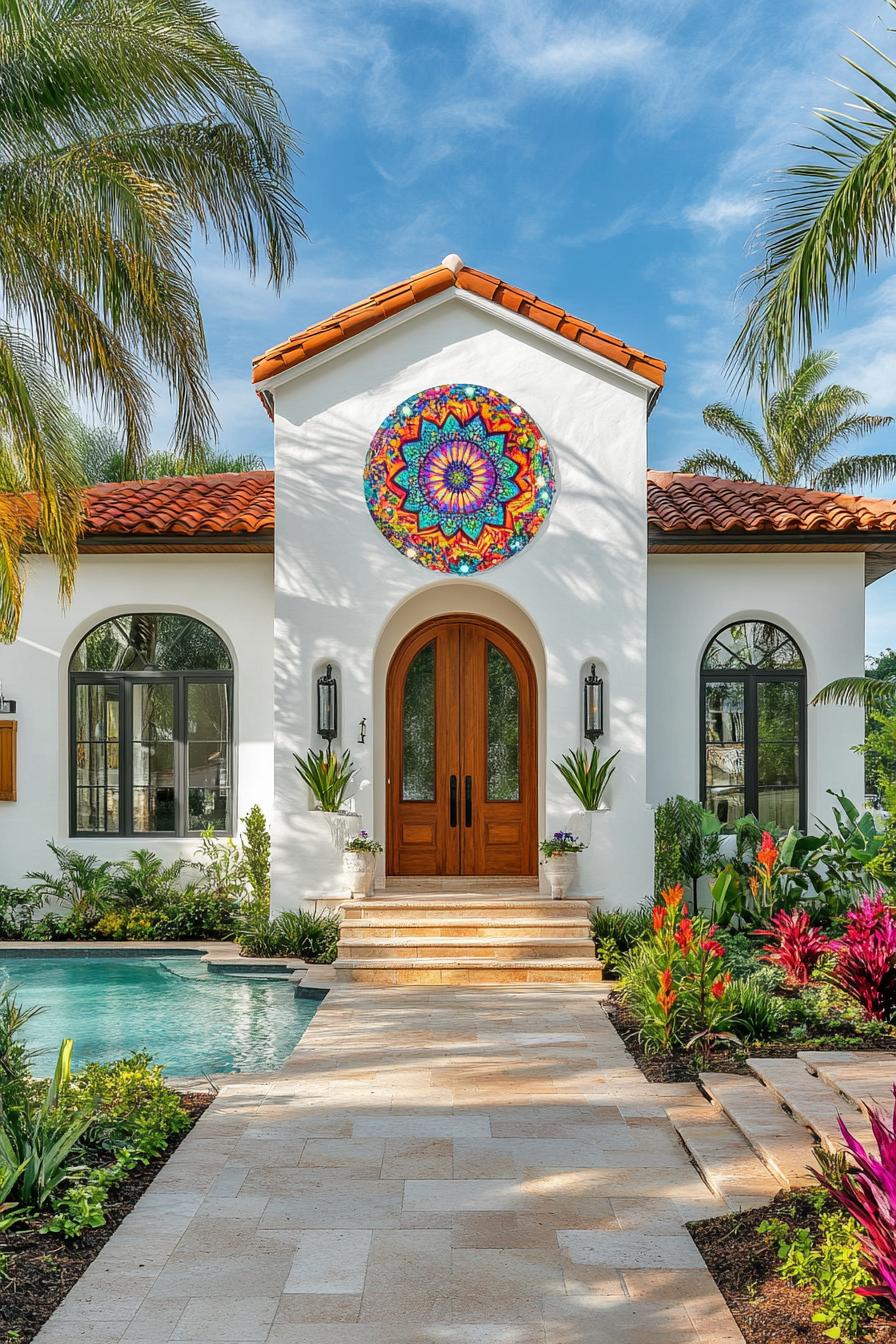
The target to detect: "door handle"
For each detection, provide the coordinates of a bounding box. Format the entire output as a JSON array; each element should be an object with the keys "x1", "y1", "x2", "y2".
[
  {"x1": 449, "y1": 774, "x2": 457, "y2": 828},
  {"x1": 464, "y1": 775, "x2": 472, "y2": 828}
]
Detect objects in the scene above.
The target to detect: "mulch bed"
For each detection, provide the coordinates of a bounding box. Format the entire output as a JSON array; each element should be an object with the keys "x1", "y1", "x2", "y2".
[
  {"x1": 0, "y1": 1092, "x2": 213, "y2": 1344},
  {"x1": 689, "y1": 1192, "x2": 896, "y2": 1344},
  {"x1": 604, "y1": 993, "x2": 896, "y2": 1084}
]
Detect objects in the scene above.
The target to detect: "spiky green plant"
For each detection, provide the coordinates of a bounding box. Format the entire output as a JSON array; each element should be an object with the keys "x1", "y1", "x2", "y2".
[
  {"x1": 0, "y1": 0, "x2": 303, "y2": 639},
  {"x1": 553, "y1": 746, "x2": 619, "y2": 812},
  {"x1": 294, "y1": 749, "x2": 356, "y2": 813}
]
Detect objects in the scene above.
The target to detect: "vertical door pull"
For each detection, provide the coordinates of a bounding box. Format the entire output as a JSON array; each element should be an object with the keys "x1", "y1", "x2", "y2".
[
  {"x1": 464, "y1": 775, "x2": 472, "y2": 827},
  {"x1": 449, "y1": 774, "x2": 458, "y2": 827}
]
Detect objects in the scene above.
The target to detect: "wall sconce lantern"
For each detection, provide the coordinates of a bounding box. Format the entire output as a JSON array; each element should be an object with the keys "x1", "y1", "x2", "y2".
[
  {"x1": 316, "y1": 664, "x2": 337, "y2": 743},
  {"x1": 583, "y1": 664, "x2": 603, "y2": 742},
  {"x1": 0, "y1": 682, "x2": 15, "y2": 714}
]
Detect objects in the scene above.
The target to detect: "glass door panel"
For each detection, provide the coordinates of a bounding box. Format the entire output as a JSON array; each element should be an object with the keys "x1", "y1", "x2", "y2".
[{"x1": 131, "y1": 682, "x2": 176, "y2": 832}]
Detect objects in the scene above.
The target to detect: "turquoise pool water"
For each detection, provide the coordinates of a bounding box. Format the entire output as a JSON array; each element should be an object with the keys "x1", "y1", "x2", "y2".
[{"x1": 0, "y1": 955, "x2": 319, "y2": 1075}]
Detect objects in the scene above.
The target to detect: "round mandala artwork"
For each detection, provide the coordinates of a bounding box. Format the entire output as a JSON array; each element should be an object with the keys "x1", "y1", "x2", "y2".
[{"x1": 363, "y1": 384, "x2": 555, "y2": 574}]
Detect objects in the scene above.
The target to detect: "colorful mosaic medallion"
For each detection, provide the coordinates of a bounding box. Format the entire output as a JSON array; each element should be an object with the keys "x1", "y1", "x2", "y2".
[{"x1": 364, "y1": 384, "x2": 555, "y2": 573}]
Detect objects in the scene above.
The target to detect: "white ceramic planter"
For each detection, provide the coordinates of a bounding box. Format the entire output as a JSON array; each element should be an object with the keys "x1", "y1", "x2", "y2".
[
  {"x1": 343, "y1": 849, "x2": 376, "y2": 898},
  {"x1": 543, "y1": 852, "x2": 578, "y2": 899}
]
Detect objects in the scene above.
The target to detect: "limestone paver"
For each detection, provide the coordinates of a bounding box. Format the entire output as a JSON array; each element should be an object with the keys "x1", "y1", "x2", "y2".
[
  {"x1": 747, "y1": 1056, "x2": 876, "y2": 1152},
  {"x1": 34, "y1": 986, "x2": 744, "y2": 1343},
  {"x1": 665, "y1": 1098, "x2": 784, "y2": 1211},
  {"x1": 700, "y1": 1071, "x2": 817, "y2": 1188},
  {"x1": 799, "y1": 1051, "x2": 896, "y2": 1113}
]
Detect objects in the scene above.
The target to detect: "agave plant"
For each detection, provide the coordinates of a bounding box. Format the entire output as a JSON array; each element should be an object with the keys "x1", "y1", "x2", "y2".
[
  {"x1": 553, "y1": 746, "x2": 619, "y2": 812},
  {"x1": 294, "y1": 749, "x2": 355, "y2": 813}
]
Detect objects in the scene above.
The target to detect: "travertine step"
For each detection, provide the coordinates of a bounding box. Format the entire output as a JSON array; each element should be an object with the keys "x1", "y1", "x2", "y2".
[
  {"x1": 748, "y1": 1057, "x2": 876, "y2": 1153},
  {"x1": 338, "y1": 936, "x2": 596, "y2": 960},
  {"x1": 340, "y1": 917, "x2": 590, "y2": 938},
  {"x1": 332, "y1": 957, "x2": 605, "y2": 985},
  {"x1": 700, "y1": 1072, "x2": 818, "y2": 1188},
  {"x1": 799, "y1": 1051, "x2": 896, "y2": 1114},
  {"x1": 666, "y1": 1099, "x2": 784, "y2": 1212},
  {"x1": 348, "y1": 899, "x2": 592, "y2": 918}
]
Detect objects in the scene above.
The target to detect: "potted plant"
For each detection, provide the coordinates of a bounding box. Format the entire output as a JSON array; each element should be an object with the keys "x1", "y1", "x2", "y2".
[
  {"x1": 294, "y1": 748, "x2": 356, "y2": 812},
  {"x1": 539, "y1": 832, "x2": 586, "y2": 899},
  {"x1": 553, "y1": 745, "x2": 619, "y2": 845},
  {"x1": 343, "y1": 831, "x2": 383, "y2": 898}
]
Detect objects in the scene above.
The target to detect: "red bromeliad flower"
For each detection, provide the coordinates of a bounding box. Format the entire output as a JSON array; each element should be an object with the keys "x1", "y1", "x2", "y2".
[
  {"x1": 700, "y1": 936, "x2": 726, "y2": 959},
  {"x1": 652, "y1": 904, "x2": 667, "y2": 933},
  {"x1": 757, "y1": 908, "x2": 831, "y2": 988},
  {"x1": 661, "y1": 883, "x2": 684, "y2": 910},
  {"x1": 756, "y1": 831, "x2": 778, "y2": 879},
  {"x1": 710, "y1": 973, "x2": 732, "y2": 1001},
  {"x1": 674, "y1": 915, "x2": 694, "y2": 954},
  {"x1": 657, "y1": 967, "x2": 677, "y2": 1014}
]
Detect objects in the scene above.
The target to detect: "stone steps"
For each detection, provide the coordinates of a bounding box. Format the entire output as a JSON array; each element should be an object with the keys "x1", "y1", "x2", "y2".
[
  {"x1": 799, "y1": 1051, "x2": 896, "y2": 1114},
  {"x1": 337, "y1": 936, "x2": 597, "y2": 961},
  {"x1": 333, "y1": 894, "x2": 599, "y2": 985},
  {"x1": 340, "y1": 917, "x2": 589, "y2": 938},
  {"x1": 665, "y1": 1098, "x2": 784, "y2": 1212},
  {"x1": 331, "y1": 957, "x2": 605, "y2": 985},
  {"x1": 747, "y1": 1057, "x2": 876, "y2": 1154},
  {"x1": 699, "y1": 1072, "x2": 818, "y2": 1188}
]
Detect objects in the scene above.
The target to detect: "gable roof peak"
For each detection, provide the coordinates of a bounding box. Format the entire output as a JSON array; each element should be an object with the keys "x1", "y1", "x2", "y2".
[{"x1": 251, "y1": 258, "x2": 666, "y2": 394}]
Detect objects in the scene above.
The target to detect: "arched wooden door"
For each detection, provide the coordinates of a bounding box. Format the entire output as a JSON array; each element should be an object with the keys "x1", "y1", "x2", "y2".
[{"x1": 386, "y1": 615, "x2": 537, "y2": 877}]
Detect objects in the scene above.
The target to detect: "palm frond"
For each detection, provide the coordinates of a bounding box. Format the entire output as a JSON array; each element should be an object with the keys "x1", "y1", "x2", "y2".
[
  {"x1": 812, "y1": 453, "x2": 896, "y2": 492},
  {"x1": 676, "y1": 448, "x2": 756, "y2": 481},
  {"x1": 701, "y1": 403, "x2": 766, "y2": 458},
  {"x1": 812, "y1": 675, "x2": 896, "y2": 708}
]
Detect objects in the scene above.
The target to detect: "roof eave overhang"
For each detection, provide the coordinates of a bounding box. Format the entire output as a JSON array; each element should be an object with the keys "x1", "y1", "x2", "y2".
[
  {"x1": 252, "y1": 288, "x2": 663, "y2": 407},
  {"x1": 76, "y1": 530, "x2": 274, "y2": 554},
  {"x1": 648, "y1": 526, "x2": 896, "y2": 584}
]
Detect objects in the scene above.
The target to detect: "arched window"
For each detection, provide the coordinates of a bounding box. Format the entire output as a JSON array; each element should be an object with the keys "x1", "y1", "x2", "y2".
[
  {"x1": 701, "y1": 620, "x2": 806, "y2": 831},
  {"x1": 70, "y1": 614, "x2": 233, "y2": 837}
]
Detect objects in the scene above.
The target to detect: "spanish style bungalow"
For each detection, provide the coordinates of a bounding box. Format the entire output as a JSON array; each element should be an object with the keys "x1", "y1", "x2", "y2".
[{"x1": 2, "y1": 255, "x2": 893, "y2": 929}]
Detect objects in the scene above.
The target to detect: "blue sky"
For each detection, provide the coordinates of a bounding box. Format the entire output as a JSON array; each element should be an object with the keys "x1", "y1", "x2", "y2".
[{"x1": 180, "y1": 0, "x2": 896, "y2": 656}]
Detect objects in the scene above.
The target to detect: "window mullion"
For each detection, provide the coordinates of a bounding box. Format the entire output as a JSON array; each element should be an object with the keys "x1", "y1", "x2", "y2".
[
  {"x1": 122, "y1": 678, "x2": 132, "y2": 836},
  {"x1": 746, "y1": 674, "x2": 759, "y2": 821},
  {"x1": 177, "y1": 677, "x2": 187, "y2": 838}
]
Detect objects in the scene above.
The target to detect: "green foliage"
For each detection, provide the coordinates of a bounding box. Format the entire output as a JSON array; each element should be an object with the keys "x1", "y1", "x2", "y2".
[
  {"x1": 192, "y1": 828, "x2": 247, "y2": 902},
  {"x1": 25, "y1": 844, "x2": 116, "y2": 930},
  {"x1": 682, "y1": 350, "x2": 895, "y2": 492},
  {"x1": 73, "y1": 1053, "x2": 190, "y2": 1161},
  {"x1": 725, "y1": 976, "x2": 787, "y2": 1044},
  {"x1": 0, "y1": 886, "x2": 41, "y2": 938},
  {"x1": 0, "y1": 1039, "x2": 94, "y2": 1208},
  {"x1": 759, "y1": 1209, "x2": 879, "y2": 1341},
  {"x1": 715, "y1": 929, "x2": 761, "y2": 980},
  {"x1": 237, "y1": 907, "x2": 341, "y2": 964},
  {"x1": 589, "y1": 907, "x2": 652, "y2": 974},
  {"x1": 553, "y1": 746, "x2": 618, "y2": 812},
  {"x1": 294, "y1": 748, "x2": 355, "y2": 813},
  {"x1": 654, "y1": 796, "x2": 721, "y2": 905},
  {"x1": 654, "y1": 801, "x2": 683, "y2": 899},
  {"x1": 241, "y1": 805, "x2": 271, "y2": 911},
  {"x1": 109, "y1": 850, "x2": 190, "y2": 911}
]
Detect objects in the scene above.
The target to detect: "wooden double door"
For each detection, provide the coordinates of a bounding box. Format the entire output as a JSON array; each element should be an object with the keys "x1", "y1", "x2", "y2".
[{"x1": 387, "y1": 616, "x2": 537, "y2": 877}]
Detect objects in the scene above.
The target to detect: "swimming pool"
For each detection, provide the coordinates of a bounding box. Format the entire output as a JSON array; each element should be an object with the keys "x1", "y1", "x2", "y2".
[{"x1": 0, "y1": 954, "x2": 320, "y2": 1075}]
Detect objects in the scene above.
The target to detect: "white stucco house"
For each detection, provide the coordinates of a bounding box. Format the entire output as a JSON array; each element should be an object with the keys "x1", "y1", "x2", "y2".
[{"x1": 2, "y1": 255, "x2": 892, "y2": 914}]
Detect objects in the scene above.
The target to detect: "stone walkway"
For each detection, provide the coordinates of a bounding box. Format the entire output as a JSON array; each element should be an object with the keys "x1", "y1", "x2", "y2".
[{"x1": 35, "y1": 985, "x2": 743, "y2": 1343}]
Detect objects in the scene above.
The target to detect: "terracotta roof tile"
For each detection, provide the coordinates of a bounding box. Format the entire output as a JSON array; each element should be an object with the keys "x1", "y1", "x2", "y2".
[
  {"x1": 78, "y1": 471, "x2": 274, "y2": 539},
  {"x1": 647, "y1": 471, "x2": 896, "y2": 534},
  {"x1": 251, "y1": 258, "x2": 666, "y2": 390}
]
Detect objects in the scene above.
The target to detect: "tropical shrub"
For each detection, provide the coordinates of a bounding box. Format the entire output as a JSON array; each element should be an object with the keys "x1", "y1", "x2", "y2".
[
  {"x1": 725, "y1": 976, "x2": 788, "y2": 1043},
  {"x1": 757, "y1": 908, "x2": 833, "y2": 987},
  {"x1": 653, "y1": 795, "x2": 721, "y2": 906},
  {"x1": 26, "y1": 843, "x2": 116, "y2": 930},
  {"x1": 654, "y1": 798, "x2": 683, "y2": 899},
  {"x1": 818, "y1": 1085, "x2": 896, "y2": 1312},
  {"x1": 553, "y1": 746, "x2": 618, "y2": 812},
  {"x1": 192, "y1": 827, "x2": 247, "y2": 902},
  {"x1": 150, "y1": 890, "x2": 238, "y2": 940},
  {"x1": 759, "y1": 1205, "x2": 879, "y2": 1342},
  {"x1": 236, "y1": 907, "x2": 341, "y2": 963},
  {"x1": 0, "y1": 1038, "x2": 94, "y2": 1207},
  {"x1": 0, "y1": 884, "x2": 41, "y2": 937},
  {"x1": 620, "y1": 884, "x2": 738, "y2": 1063},
  {"x1": 824, "y1": 893, "x2": 896, "y2": 1021},
  {"x1": 294, "y1": 748, "x2": 355, "y2": 812},
  {"x1": 74, "y1": 1053, "x2": 191, "y2": 1161},
  {"x1": 109, "y1": 850, "x2": 190, "y2": 910},
  {"x1": 589, "y1": 906, "x2": 652, "y2": 974}
]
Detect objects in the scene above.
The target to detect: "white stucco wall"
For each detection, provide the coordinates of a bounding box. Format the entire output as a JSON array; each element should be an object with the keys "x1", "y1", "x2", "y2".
[
  {"x1": 646, "y1": 553, "x2": 866, "y2": 824},
  {"x1": 270, "y1": 292, "x2": 657, "y2": 911},
  {"x1": 0, "y1": 553, "x2": 273, "y2": 885}
]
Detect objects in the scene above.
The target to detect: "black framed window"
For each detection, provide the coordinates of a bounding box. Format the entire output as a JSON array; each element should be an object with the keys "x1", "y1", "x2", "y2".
[
  {"x1": 701, "y1": 620, "x2": 806, "y2": 831},
  {"x1": 70, "y1": 614, "x2": 233, "y2": 837}
]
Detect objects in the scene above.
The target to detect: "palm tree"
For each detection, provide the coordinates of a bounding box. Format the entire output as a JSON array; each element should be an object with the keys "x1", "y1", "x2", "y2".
[
  {"x1": 0, "y1": 0, "x2": 303, "y2": 639},
  {"x1": 78, "y1": 428, "x2": 264, "y2": 482},
  {"x1": 732, "y1": 1, "x2": 896, "y2": 385},
  {"x1": 680, "y1": 350, "x2": 896, "y2": 490}
]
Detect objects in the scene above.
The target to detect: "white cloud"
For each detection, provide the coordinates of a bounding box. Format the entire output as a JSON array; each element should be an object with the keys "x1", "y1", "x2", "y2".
[{"x1": 685, "y1": 192, "x2": 762, "y2": 234}]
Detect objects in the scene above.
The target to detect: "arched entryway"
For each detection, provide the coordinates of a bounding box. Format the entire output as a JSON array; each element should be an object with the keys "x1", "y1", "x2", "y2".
[{"x1": 386, "y1": 615, "x2": 537, "y2": 877}]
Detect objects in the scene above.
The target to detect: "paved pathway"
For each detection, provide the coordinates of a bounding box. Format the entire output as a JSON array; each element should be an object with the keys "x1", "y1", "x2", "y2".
[{"x1": 35, "y1": 985, "x2": 744, "y2": 1343}]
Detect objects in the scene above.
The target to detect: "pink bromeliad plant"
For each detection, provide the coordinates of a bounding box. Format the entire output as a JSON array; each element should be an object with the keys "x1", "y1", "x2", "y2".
[
  {"x1": 817, "y1": 1086, "x2": 896, "y2": 1311},
  {"x1": 756, "y1": 908, "x2": 832, "y2": 988},
  {"x1": 825, "y1": 894, "x2": 896, "y2": 1022}
]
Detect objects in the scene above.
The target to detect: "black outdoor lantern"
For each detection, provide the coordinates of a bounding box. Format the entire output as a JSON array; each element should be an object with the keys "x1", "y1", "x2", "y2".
[
  {"x1": 583, "y1": 664, "x2": 604, "y2": 742},
  {"x1": 0, "y1": 681, "x2": 15, "y2": 714},
  {"x1": 316, "y1": 664, "x2": 338, "y2": 743}
]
